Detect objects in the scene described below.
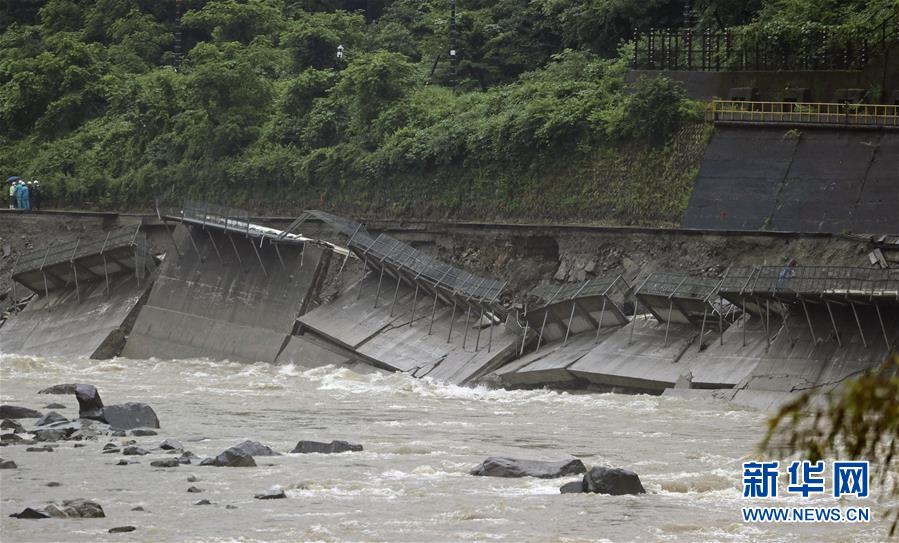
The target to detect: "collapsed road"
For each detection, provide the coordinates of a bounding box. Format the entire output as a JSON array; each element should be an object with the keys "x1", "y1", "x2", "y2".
[{"x1": 1, "y1": 201, "x2": 897, "y2": 411}]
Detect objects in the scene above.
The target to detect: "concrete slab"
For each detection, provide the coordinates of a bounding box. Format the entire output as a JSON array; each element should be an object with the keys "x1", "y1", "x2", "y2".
[
  {"x1": 497, "y1": 330, "x2": 618, "y2": 387},
  {"x1": 298, "y1": 273, "x2": 415, "y2": 350},
  {"x1": 274, "y1": 334, "x2": 353, "y2": 368},
  {"x1": 675, "y1": 315, "x2": 767, "y2": 389},
  {"x1": 122, "y1": 226, "x2": 324, "y2": 363},
  {"x1": 0, "y1": 274, "x2": 148, "y2": 359},
  {"x1": 567, "y1": 316, "x2": 698, "y2": 392},
  {"x1": 355, "y1": 303, "x2": 519, "y2": 385}
]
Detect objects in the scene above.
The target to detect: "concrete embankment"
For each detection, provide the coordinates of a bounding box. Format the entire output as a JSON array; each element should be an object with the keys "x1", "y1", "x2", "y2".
[
  {"x1": 121, "y1": 226, "x2": 329, "y2": 364},
  {"x1": 682, "y1": 127, "x2": 899, "y2": 234},
  {"x1": 296, "y1": 272, "x2": 518, "y2": 385},
  {"x1": 2, "y1": 210, "x2": 896, "y2": 410}
]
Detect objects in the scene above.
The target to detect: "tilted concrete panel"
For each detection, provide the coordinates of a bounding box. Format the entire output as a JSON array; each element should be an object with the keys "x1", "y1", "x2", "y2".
[
  {"x1": 121, "y1": 225, "x2": 324, "y2": 363},
  {"x1": 567, "y1": 318, "x2": 698, "y2": 392},
  {"x1": 496, "y1": 330, "x2": 618, "y2": 388},
  {"x1": 0, "y1": 274, "x2": 149, "y2": 359},
  {"x1": 298, "y1": 274, "x2": 517, "y2": 385}
]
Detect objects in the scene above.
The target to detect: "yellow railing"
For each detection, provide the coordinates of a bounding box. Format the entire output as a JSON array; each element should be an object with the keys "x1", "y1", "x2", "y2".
[{"x1": 708, "y1": 100, "x2": 899, "y2": 128}]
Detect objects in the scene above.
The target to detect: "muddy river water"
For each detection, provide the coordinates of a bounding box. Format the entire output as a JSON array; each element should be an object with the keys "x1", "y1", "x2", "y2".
[{"x1": 0, "y1": 355, "x2": 886, "y2": 542}]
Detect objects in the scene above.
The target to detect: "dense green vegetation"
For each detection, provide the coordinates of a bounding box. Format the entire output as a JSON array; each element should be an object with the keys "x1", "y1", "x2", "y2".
[{"x1": 0, "y1": 0, "x2": 893, "y2": 222}]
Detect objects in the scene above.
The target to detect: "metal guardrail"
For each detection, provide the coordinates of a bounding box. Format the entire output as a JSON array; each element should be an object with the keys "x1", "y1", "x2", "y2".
[
  {"x1": 13, "y1": 225, "x2": 144, "y2": 275},
  {"x1": 529, "y1": 275, "x2": 631, "y2": 308},
  {"x1": 708, "y1": 100, "x2": 899, "y2": 128},
  {"x1": 638, "y1": 272, "x2": 720, "y2": 301},
  {"x1": 307, "y1": 210, "x2": 505, "y2": 305},
  {"x1": 632, "y1": 9, "x2": 897, "y2": 71},
  {"x1": 722, "y1": 265, "x2": 899, "y2": 298}
]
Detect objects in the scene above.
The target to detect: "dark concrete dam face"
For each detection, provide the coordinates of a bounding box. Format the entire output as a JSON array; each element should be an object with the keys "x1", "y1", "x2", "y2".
[
  {"x1": 121, "y1": 225, "x2": 330, "y2": 363},
  {"x1": 682, "y1": 127, "x2": 899, "y2": 234}
]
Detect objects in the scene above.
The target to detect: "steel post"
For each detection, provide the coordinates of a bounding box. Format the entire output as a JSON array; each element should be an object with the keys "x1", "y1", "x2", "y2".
[
  {"x1": 698, "y1": 306, "x2": 708, "y2": 352},
  {"x1": 409, "y1": 284, "x2": 419, "y2": 326},
  {"x1": 594, "y1": 298, "x2": 607, "y2": 344},
  {"x1": 206, "y1": 228, "x2": 223, "y2": 263},
  {"x1": 447, "y1": 300, "x2": 457, "y2": 343},
  {"x1": 664, "y1": 300, "x2": 674, "y2": 347},
  {"x1": 850, "y1": 301, "x2": 867, "y2": 348},
  {"x1": 563, "y1": 300, "x2": 576, "y2": 346},
  {"x1": 874, "y1": 301, "x2": 891, "y2": 350},
  {"x1": 535, "y1": 310, "x2": 549, "y2": 352},
  {"x1": 824, "y1": 301, "x2": 842, "y2": 347},
  {"x1": 475, "y1": 307, "x2": 483, "y2": 351},
  {"x1": 249, "y1": 237, "x2": 267, "y2": 277},
  {"x1": 462, "y1": 305, "x2": 471, "y2": 349},
  {"x1": 374, "y1": 266, "x2": 386, "y2": 308}
]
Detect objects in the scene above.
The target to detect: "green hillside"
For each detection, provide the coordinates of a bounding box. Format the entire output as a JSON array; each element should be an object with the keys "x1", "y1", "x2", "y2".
[{"x1": 0, "y1": 0, "x2": 892, "y2": 223}]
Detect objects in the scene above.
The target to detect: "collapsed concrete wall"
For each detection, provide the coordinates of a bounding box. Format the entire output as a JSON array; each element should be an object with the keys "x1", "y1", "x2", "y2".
[
  {"x1": 121, "y1": 225, "x2": 329, "y2": 363},
  {"x1": 296, "y1": 273, "x2": 518, "y2": 385},
  {"x1": 682, "y1": 127, "x2": 899, "y2": 234},
  {"x1": 0, "y1": 225, "x2": 155, "y2": 359},
  {"x1": 0, "y1": 274, "x2": 149, "y2": 359}
]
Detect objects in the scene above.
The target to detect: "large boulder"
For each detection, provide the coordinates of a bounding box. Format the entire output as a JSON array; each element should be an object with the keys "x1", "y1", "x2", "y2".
[
  {"x1": 44, "y1": 499, "x2": 106, "y2": 518},
  {"x1": 470, "y1": 457, "x2": 586, "y2": 479},
  {"x1": 11, "y1": 499, "x2": 106, "y2": 519},
  {"x1": 1, "y1": 419, "x2": 25, "y2": 433},
  {"x1": 254, "y1": 488, "x2": 286, "y2": 500},
  {"x1": 290, "y1": 440, "x2": 363, "y2": 454},
  {"x1": 559, "y1": 480, "x2": 585, "y2": 494},
  {"x1": 35, "y1": 411, "x2": 67, "y2": 427},
  {"x1": 0, "y1": 459, "x2": 17, "y2": 469},
  {"x1": 9, "y1": 508, "x2": 50, "y2": 519},
  {"x1": 38, "y1": 384, "x2": 78, "y2": 395},
  {"x1": 103, "y1": 403, "x2": 159, "y2": 430},
  {"x1": 0, "y1": 405, "x2": 42, "y2": 419},
  {"x1": 33, "y1": 428, "x2": 73, "y2": 442},
  {"x1": 159, "y1": 439, "x2": 183, "y2": 451},
  {"x1": 583, "y1": 467, "x2": 645, "y2": 495},
  {"x1": 199, "y1": 447, "x2": 256, "y2": 467},
  {"x1": 231, "y1": 440, "x2": 280, "y2": 457},
  {"x1": 75, "y1": 385, "x2": 105, "y2": 421}
]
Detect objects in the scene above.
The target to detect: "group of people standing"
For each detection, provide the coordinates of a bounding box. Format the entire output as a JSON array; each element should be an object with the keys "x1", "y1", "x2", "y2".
[{"x1": 7, "y1": 176, "x2": 41, "y2": 211}]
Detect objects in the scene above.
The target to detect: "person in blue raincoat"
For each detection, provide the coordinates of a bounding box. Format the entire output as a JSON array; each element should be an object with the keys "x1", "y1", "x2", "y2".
[{"x1": 16, "y1": 180, "x2": 30, "y2": 211}]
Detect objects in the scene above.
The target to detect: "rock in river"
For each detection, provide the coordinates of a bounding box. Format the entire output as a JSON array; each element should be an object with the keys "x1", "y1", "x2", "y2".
[
  {"x1": 38, "y1": 384, "x2": 78, "y2": 395},
  {"x1": 150, "y1": 458, "x2": 180, "y2": 468},
  {"x1": 159, "y1": 439, "x2": 183, "y2": 450},
  {"x1": 74, "y1": 384, "x2": 104, "y2": 421},
  {"x1": 0, "y1": 405, "x2": 42, "y2": 419},
  {"x1": 109, "y1": 526, "x2": 136, "y2": 533},
  {"x1": 583, "y1": 467, "x2": 645, "y2": 495},
  {"x1": 0, "y1": 458, "x2": 17, "y2": 469},
  {"x1": 103, "y1": 403, "x2": 160, "y2": 430},
  {"x1": 11, "y1": 499, "x2": 105, "y2": 519},
  {"x1": 35, "y1": 411, "x2": 67, "y2": 426},
  {"x1": 290, "y1": 440, "x2": 363, "y2": 454},
  {"x1": 559, "y1": 480, "x2": 584, "y2": 494},
  {"x1": 470, "y1": 457, "x2": 586, "y2": 479},
  {"x1": 1, "y1": 419, "x2": 25, "y2": 433},
  {"x1": 199, "y1": 446, "x2": 257, "y2": 467},
  {"x1": 122, "y1": 446, "x2": 150, "y2": 456},
  {"x1": 231, "y1": 440, "x2": 281, "y2": 457},
  {"x1": 33, "y1": 428, "x2": 72, "y2": 442},
  {"x1": 254, "y1": 488, "x2": 286, "y2": 500},
  {"x1": 44, "y1": 403, "x2": 66, "y2": 409}
]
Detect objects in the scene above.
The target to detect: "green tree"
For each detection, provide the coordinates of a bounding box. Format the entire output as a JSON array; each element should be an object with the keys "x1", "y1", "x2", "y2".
[{"x1": 762, "y1": 355, "x2": 899, "y2": 537}]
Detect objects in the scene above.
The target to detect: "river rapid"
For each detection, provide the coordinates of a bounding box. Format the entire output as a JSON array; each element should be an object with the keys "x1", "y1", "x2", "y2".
[{"x1": 0, "y1": 355, "x2": 886, "y2": 542}]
